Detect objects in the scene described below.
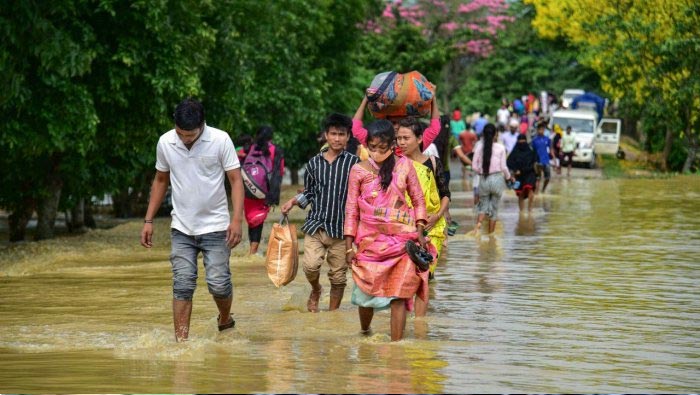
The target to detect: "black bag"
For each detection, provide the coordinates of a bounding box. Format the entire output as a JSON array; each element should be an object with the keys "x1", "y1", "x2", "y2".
[{"x1": 405, "y1": 240, "x2": 433, "y2": 272}]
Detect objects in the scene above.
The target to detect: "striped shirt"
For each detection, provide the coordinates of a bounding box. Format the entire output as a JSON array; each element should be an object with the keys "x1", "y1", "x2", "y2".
[{"x1": 297, "y1": 148, "x2": 359, "y2": 239}]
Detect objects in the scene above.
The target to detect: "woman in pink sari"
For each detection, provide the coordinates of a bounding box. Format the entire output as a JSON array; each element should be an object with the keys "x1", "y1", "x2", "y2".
[{"x1": 344, "y1": 120, "x2": 429, "y2": 341}]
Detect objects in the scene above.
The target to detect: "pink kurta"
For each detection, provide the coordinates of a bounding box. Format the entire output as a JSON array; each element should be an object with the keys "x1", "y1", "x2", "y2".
[{"x1": 344, "y1": 156, "x2": 429, "y2": 303}]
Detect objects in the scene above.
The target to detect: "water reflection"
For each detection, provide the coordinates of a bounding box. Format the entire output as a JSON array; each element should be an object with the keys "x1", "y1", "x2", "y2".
[{"x1": 1, "y1": 175, "x2": 699, "y2": 392}]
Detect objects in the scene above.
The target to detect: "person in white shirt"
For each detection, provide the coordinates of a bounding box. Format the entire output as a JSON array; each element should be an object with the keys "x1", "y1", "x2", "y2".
[
  {"x1": 499, "y1": 118, "x2": 520, "y2": 155},
  {"x1": 497, "y1": 101, "x2": 511, "y2": 127},
  {"x1": 560, "y1": 125, "x2": 578, "y2": 176},
  {"x1": 140, "y1": 98, "x2": 244, "y2": 342}
]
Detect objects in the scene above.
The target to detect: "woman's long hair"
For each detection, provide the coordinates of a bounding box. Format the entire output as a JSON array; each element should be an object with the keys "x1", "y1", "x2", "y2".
[
  {"x1": 481, "y1": 123, "x2": 497, "y2": 177},
  {"x1": 254, "y1": 125, "x2": 273, "y2": 156},
  {"x1": 435, "y1": 114, "x2": 451, "y2": 159},
  {"x1": 366, "y1": 120, "x2": 395, "y2": 191}
]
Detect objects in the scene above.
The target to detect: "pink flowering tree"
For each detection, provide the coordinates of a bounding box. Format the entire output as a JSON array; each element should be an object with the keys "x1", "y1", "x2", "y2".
[
  {"x1": 360, "y1": 0, "x2": 513, "y2": 102},
  {"x1": 369, "y1": 0, "x2": 512, "y2": 57}
]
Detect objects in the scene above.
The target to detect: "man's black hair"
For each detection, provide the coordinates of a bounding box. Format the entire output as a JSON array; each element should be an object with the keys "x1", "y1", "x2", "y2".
[
  {"x1": 322, "y1": 112, "x2": 352, "y2": 134},
  {"x1": 173, "y1": 98, "x2": 205, "y2": 130}
]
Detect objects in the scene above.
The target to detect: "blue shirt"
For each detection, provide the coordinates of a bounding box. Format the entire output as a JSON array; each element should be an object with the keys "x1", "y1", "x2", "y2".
[
  {"x1": 531, "y1": 135, "x2": 551, "y2": 165},
  {"x1": 473, "y1": 117, "x2": 488, "y2": 136}
]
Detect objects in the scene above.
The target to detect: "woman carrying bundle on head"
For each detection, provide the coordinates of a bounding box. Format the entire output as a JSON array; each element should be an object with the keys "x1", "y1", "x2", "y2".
[{"x1": 395, "y1": 117, "x2": 450, "y2": 298}]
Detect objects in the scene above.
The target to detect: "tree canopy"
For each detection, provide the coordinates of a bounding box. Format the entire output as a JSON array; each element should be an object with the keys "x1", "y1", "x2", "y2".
[{"x1": 525, "y1": 0, "x2": 700, "y2": 171}]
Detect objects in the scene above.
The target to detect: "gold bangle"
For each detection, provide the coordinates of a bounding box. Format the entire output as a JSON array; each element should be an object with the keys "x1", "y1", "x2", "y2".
[{"x1": 345, "y1": 248, "x2": 354, "y2": 254}]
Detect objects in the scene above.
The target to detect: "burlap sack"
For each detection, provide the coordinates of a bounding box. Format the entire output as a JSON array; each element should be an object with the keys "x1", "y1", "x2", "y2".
[{"x1": 265, "y1": 215, "x2": 299, "y2": 287}]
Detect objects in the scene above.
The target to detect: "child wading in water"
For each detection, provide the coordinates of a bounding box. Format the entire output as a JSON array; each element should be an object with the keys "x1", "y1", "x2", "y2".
[{"x1": 281, "y1": 113, "x2": 359, "y2": 312}]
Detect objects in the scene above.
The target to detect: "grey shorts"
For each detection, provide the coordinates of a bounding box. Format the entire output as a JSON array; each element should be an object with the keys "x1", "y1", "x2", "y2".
[
  {"x1": 170, "y1": 229, "x2": 232, "y2": 301},
  {"x1": 535, "y1": 163, "x2": 551, "y2": 180},
  {"x1": 476, "y1": 173, "x2": 507, "y2": 219}
]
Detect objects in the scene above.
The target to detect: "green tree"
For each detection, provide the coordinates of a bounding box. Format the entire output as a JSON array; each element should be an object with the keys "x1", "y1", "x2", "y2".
[
  {"x1": 1, "y1": 1, "x2": 99, "y2": 241},
  {"x1": 450, "y1": 2, "x2": 600, "y2": 113},
  {"x1": 203, "y1": 0, "x2": 376, "y2": 182},
  {"x1": 1, "y1": 0, "x2": 218, "y2": 241},
  {"x1": 526, "y1": 0, "x2": 700, "y2": 171}
]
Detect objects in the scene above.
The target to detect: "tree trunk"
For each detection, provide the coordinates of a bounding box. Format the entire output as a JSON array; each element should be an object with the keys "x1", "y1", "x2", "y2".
[
  {"x1": 8, "y1": 202, "x2": 34, "y2": 242},
  {"x1": 660, "y1": 128, "x2": 674, "y2": 172},
  {"x1": 70, "y1": 198, "x2": 87, "y2": 233},
  {"x1": 84, "y1": 200, "x2": 97, "y2": 229},
  {"x1": 112, "y1": 188, "x2": 131, "y2": 218},
  {"x1": 290, "y1": 167, "x2": 300, "y2": 185},
  {"x1": 34, "y1": 176, "x2": 63, "y2": 241},
  {"x1": 682, "y1": 124, "x2": 698, "y2": 173}
]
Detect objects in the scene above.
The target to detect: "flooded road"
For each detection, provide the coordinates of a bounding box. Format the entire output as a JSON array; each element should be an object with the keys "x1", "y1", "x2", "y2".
[{"x1": 1, "y1": 171, "x2": 699, "y2": 393}]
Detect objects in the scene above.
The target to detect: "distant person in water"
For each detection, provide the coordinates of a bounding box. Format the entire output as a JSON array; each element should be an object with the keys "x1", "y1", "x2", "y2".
[
  {"x1": 470, "y1": 123, "x2": 514, "y2": 235},
  {"x1": 140, "y1": 98, "x2": 244, "y2": 342},
  {"x1": 507, "y1": 134, "x2": 537, "y2": 212},
  {"x1": 242, "y1": 125, "x2": 284, "y2": 255}
]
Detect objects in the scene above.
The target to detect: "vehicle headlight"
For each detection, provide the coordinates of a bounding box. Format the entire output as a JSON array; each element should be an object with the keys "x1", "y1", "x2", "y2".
[{"x1": 581, "y1": 141, "x2": 592, "y2": 149}]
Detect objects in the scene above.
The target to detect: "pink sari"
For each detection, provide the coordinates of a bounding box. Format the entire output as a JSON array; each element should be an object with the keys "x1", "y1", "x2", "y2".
[{"x1": 344, "y1": 156, "x2": 429, "y2": 305}]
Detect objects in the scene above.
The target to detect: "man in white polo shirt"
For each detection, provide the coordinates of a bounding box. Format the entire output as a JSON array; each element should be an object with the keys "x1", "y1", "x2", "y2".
[{"x1": 140, "y1": 98, "x2": 244, "y2": 342}]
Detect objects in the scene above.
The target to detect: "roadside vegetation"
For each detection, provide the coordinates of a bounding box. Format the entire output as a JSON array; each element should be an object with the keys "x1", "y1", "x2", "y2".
[{"x1": 1, "y1": 0, "x2": 697, "y2": 242}]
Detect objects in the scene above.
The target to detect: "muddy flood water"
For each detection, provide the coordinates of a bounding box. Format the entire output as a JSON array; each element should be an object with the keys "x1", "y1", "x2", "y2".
[{"x1": 1, "y1": 171, "x2": 699, "y2": 393}]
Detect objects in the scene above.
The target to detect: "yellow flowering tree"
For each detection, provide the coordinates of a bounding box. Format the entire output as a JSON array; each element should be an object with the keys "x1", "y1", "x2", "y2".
[{"x1": 525, "y1": 0, "x2": 700, "y2": 171}]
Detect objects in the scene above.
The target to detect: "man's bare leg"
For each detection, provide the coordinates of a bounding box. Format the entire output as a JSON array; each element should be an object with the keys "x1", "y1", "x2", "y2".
[
  {"x1": 214, "y1": 295, "x2": 233, "y2": 327},
  {"x1": 173, "y1": 299, "x2": 193, "y2": 342}
]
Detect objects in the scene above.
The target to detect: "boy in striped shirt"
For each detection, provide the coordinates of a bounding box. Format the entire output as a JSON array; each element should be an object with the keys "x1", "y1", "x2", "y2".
[{"x1": 281, "y1": 113, "x2": 360, "y2": 312}]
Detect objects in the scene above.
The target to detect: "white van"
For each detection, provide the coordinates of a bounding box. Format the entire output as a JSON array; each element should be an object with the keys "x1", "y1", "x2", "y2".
[{"x1": 551, "y1": 109, "x2": 622, "y2": 168}]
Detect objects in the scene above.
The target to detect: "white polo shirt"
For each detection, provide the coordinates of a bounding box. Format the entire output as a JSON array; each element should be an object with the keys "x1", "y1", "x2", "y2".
[{"x1": 155, "y1": 124, "x2": 240, "y2": 235}]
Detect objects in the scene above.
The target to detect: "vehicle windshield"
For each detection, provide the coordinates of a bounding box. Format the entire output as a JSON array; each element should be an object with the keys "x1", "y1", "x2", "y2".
[{"x1": 552, "y1": 117, "x2": 595, "y2": 134}]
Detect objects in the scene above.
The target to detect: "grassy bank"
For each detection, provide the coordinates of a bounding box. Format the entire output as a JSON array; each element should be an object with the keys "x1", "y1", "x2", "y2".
[{"x1": 599, "y1": 136, "x2": 664, "y2": 178}]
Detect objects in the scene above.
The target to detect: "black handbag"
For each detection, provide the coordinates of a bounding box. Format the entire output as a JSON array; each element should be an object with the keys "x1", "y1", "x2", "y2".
[{"x1": 405, "y1": 240, "x2": 433, "y2": 272}]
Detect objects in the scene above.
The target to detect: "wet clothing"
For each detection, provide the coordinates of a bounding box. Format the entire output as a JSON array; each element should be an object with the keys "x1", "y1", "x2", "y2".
[
  {"x1": 302, "y1": 229, "x2": 348, "y2": 286},
  {"x1": 408, "y1": 158, "x2": 448, "y2": 274},
  {"x1": 507, "y1": 142, "x2": 537, "y2": 197},
  {"x1": 170, "y1": 229, "x2": 231, "y2": 301},
  {"x1": 477, "y1": 173, "x2": 507, "y2": 219},
  {"x1": 344, "y1": 156, "x2": 429, "y2": 310}
]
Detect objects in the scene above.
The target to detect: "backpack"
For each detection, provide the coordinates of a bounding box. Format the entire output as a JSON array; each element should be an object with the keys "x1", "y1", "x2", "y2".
[{"x1": 241, "y1": 144, "x2": 274, "y2": 200}]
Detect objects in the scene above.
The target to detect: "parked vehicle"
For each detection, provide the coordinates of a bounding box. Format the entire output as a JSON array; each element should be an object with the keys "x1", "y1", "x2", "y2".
[
  {"x1": 561, "y1": 89, "x2": 585, "y2": 109},
  {"x1": 550, "y1": 109, "x2": 622, "y2": 168}
]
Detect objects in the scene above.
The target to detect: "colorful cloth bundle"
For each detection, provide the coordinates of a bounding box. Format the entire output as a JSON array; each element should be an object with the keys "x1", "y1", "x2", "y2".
[{"x1": 366, "y1": 71, "x2": 435, "y2": 118}]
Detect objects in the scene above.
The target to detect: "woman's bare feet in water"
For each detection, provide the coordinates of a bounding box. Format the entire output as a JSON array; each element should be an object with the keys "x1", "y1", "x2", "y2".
[{"x1": 466, "y1": 222, "x2": 482, "y2": 236}]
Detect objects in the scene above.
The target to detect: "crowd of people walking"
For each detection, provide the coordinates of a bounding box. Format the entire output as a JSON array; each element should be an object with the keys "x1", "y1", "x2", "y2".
[{"x1": 139, "y1": 91, "x2": 579, "y2": 343}]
